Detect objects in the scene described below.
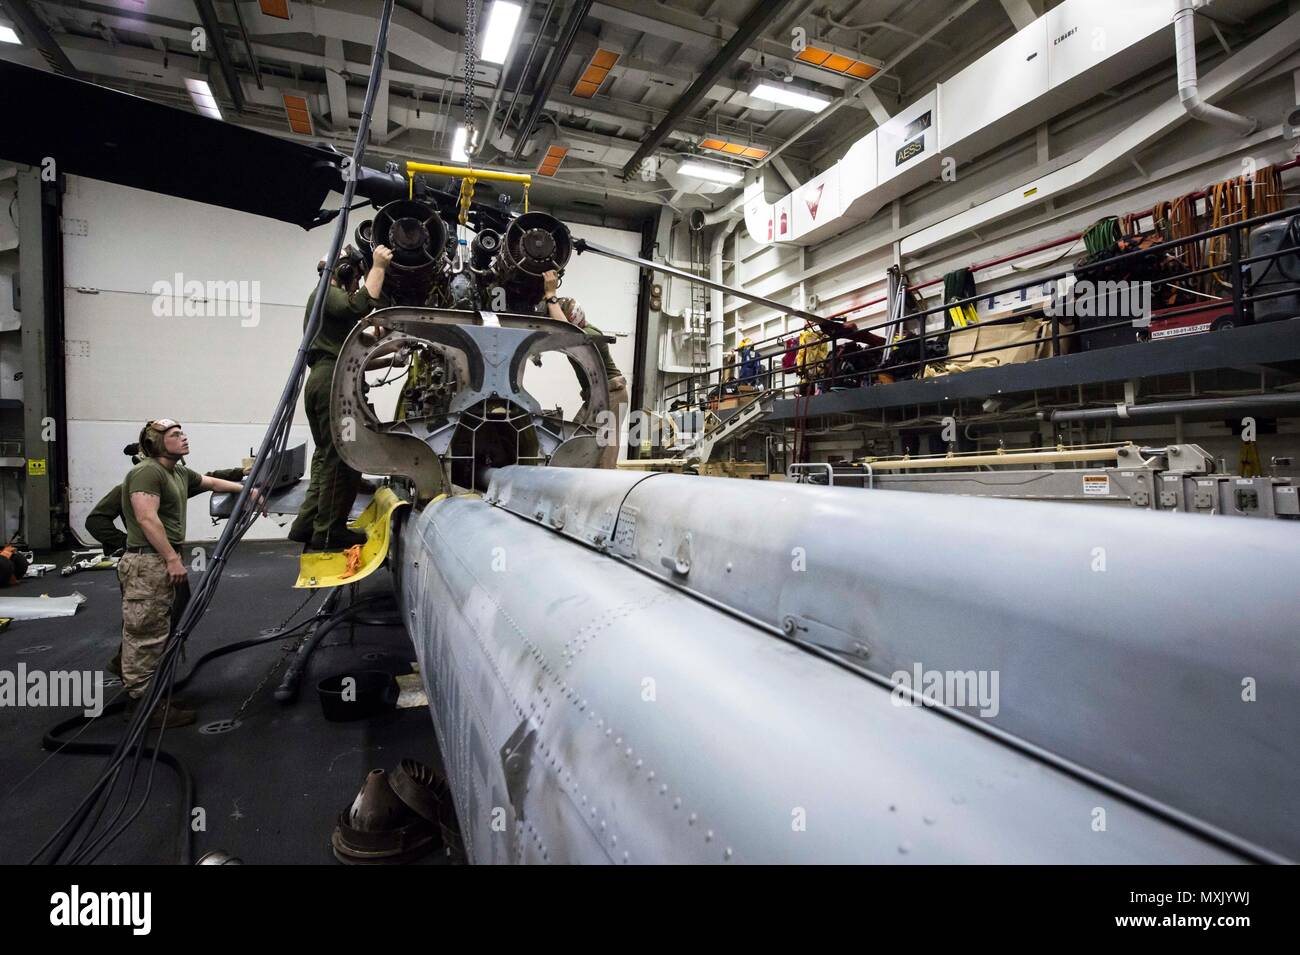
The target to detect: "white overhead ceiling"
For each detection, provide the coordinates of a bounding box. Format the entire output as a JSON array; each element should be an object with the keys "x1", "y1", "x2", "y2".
[{"x1": 1, "y1": 0, "x2": 1278, "y2": 227}]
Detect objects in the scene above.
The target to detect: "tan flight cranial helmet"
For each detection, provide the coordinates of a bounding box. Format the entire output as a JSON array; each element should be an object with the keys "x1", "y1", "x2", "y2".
[{"x1": 138, "y1": 418, "x2": 181, "y2": 458}]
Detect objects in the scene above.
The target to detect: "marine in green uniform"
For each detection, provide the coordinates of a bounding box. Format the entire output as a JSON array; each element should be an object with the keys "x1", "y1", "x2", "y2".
[
  {"x1": 86, "y1": 486, "x2": 130, "y2": 555},
  {"x1": 288, "y1": 244, "x2": 393, "y2": 550},
  {"x1": 86, "y1": 454, "x2": 247, "y2": 556},
  {"x1": 118, "y1": 419, "x2": 252, "y2": 728}
]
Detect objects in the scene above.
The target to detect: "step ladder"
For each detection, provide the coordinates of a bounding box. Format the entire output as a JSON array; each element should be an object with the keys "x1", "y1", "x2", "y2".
[
  {"x1": 681, "y1": 390, "x2": 774, "y2": 465},
  {"x1": 688, "y1": 226, "x2": 709, "y2": 401}
]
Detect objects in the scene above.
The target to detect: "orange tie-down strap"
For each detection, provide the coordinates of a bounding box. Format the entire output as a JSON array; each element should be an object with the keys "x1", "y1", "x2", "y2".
[
  {"x1": 338, "y1": 545, "x2": 364, "y2": 580},
  {"x1": 294, "y1": 488, "x2": 409, "y2": 589}
]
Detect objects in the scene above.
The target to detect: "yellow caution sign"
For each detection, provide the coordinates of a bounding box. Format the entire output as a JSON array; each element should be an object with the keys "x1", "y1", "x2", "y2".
[
  {"x1": 294, "y1": 487, "x2": 410, "y2": 589},
  {"x1": 27, "y1": 459, "x2": 47, "y2": 476}
]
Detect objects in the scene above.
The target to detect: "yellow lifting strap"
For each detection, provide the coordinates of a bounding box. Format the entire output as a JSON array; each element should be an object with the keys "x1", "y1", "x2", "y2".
[
  {"x1": 295, "y1": 487, "x2": 410, "y2": 589},
  {"x1": 458, "y1": 176, "x2": 476, "y2": 225}
]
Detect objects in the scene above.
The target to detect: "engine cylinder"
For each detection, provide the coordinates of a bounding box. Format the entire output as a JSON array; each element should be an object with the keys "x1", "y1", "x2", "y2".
[
  {"x1": 361, "y1": 200, "x2": 450, "y2": 305},
  {"x1": 498, "y1": 212, "x2": 572, "y2": 278}
]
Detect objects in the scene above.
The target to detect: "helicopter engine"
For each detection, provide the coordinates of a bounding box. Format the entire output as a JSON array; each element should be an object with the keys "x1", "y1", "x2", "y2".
[{"x1": 355, "y1": 199, "x2": 452, "y2": 305}]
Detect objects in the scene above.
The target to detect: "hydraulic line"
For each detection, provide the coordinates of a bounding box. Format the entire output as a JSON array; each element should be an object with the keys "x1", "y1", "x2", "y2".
[
  {"x1": 34, "y1": 585, "x2": 395, "y2": 864},
  {"x1": 274, "y1": 590, "x2": 399, "y2": 702},
  {"x1": 31, "y1": 0, "x2": 400, "y2": 866},
  {"x1": 274, "y1": 617, "x2": 351, "y2": 703}
]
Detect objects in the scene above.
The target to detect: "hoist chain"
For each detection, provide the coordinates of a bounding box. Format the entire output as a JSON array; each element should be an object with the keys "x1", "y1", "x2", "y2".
[{"x1": 463, "y1": 0, "x2": 479, "y2": 145}]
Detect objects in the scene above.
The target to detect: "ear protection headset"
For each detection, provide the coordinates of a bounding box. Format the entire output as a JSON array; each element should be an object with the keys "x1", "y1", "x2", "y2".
[{"x1": 138, "y1": 418, "x2": 181, "y2": 459}]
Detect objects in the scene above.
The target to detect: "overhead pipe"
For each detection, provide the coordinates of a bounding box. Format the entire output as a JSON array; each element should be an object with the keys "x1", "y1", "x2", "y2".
[
  {"x1": 497, "y1": 0, "x2": 557, "y2": 139},
  {"x1": 709, "y1": 217, "x2": 740, "y2": 369},
  {"x1": 703, "y1": 196, "x2": 744, "y2": 367},
  {"x1": 1043, "y1": 392, "x2": 1300, "y2": 423},
  {"x1": 511, "y1": 0, "x2": 593, "y2": 160},
  {"x1": 229, "y1": 0, "x2": 265, "y2": 91},
  {"x1": 1173, "y1": 0, "x2": 1259, "y2": 136},
  {"x1": 194, "y1": 0, "x2": 247, "y2": 113},
  {"x1": 685, "y1": 194, "x2": 747, "y2": 369},
  {"x1": 822, "y1": 10, "x2": 952, "y2": 50},
  {"x1": 701, "y1": 193, "x2": 744, "y2": 226}
]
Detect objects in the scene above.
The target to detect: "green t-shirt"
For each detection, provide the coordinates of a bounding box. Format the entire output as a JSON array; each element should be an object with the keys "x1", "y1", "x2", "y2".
[
  {"x1": 120, "y1": 460, "x2": 204, "y2": 549},
  {"x1": 305, "y1": 284, "x2": 387, "y2": 365},
  {"x1": 92, "y1": 467, "x2": 242, "y2": 529}
]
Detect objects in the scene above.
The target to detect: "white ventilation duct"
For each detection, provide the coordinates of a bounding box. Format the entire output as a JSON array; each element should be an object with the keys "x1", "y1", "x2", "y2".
[
  {"x1": 901, "y1": 5, "x2": 1300, "y2": 257},
  {"x1": 1174, "y1": 0, "x2": 1259, "y2": 135},
  {"x1": 702, "y1": 193, "x2": 744, "y2": 226},
  {"x1": 742, "y1": 0, "x2": 1228, "y2": 248}
]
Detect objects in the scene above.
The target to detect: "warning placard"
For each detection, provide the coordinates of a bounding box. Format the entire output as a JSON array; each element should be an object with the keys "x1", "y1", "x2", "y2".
[
  {"x1": 1082, "y1": 474, "x2": 1110, "y2": 496},
  {"x1": 27, "y1": 459, "x2": 47, "y2": 477}
]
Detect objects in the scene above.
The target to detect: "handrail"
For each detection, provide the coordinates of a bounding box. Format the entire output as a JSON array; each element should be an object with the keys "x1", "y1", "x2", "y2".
[
  {"x1": 670, "y1": 195, "x2": 1300, "y2": 393},
  {"x1": 788, "y1": 462, "x2": 836, "y2": 486},
  {"x1": 664, "y1": 201, "x2": 1300, "y2": 409}
]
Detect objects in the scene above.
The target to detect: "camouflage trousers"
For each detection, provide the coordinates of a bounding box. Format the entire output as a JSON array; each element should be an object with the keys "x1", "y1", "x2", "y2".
[{"x1": 118, "y1": 552, "x2": 188, "y2": 699}]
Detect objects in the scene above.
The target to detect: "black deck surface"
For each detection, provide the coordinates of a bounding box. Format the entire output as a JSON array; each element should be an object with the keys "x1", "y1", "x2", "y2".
[{"x1": 0, "y1": 541, "x2": 450, "y2": 865}]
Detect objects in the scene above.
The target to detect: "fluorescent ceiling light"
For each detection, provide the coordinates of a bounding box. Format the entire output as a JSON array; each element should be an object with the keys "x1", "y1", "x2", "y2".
[
  {"x1": 750, "y1": 81, "x2": 831, "y2": 113},
  {"x1": 451, "y1": 125, "x2": 470, "y2": 163},
  {"x1": 480, "y1": 1, "x2": 522, "y2": 64},
  {"x1": 184, "y1": 78, "x2": 223, "y2": 120},
  {"x1": 677, "y1": 160, "x2": 743, "y2": 185},
  {"x1": 0, "y1": 25, "x2": 21, "y2": 45}
]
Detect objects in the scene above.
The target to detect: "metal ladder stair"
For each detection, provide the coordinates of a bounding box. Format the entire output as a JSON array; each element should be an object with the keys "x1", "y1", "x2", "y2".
[{"x1": 681, "y1": 390, "x2": 775, "y2": 465}]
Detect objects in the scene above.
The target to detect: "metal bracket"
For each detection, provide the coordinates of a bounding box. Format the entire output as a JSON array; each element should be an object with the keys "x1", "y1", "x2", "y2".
[
  {"x1": 500, "y1": 719, "x2": 540, "y2": 820},
  {"x1": 782, "y1": 613, "x2": 870, "y2": 661}
]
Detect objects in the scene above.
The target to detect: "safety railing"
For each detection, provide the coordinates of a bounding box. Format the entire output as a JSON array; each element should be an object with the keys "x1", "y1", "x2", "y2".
[
  {"x1": 662, "y1": 202, "x2": 1300, "y2": 412},
  {"x1": 788, "y1": 460, "x2": 876, "y2": 488}
]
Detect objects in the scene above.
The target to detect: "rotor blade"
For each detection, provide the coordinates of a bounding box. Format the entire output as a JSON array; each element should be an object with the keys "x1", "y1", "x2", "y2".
[{"x1": 0, "y1": 58, "x2": 342, "y2": 227}]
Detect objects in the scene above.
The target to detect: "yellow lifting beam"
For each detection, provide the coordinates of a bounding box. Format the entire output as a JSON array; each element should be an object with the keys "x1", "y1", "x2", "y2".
[
  {"x1": 405, "y1": 162, "x2": 531, "y2": 222},
  {"x1": 405, "y1": 161, "x2": 533, "y2": 184}
]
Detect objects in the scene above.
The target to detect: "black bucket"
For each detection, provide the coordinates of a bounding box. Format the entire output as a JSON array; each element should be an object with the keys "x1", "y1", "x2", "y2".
[{"x1": 317, "y1": 670, "x2": 399, "y2": 722}]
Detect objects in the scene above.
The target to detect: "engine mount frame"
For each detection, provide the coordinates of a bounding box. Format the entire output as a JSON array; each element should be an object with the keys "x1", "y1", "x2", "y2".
[{"x1": 330, "y1": 307, "x2": 610, "y2": 499}]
